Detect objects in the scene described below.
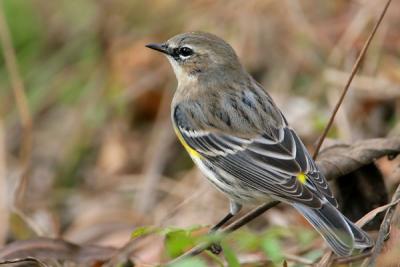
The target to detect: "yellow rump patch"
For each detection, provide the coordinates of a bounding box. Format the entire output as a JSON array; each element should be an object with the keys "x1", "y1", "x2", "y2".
[
  {"x1": 174, "y1": 126, "x2": 202, "y2": 158},
  {"x1": 297, "y1": 172, "x2": 307, "y2": 184}
]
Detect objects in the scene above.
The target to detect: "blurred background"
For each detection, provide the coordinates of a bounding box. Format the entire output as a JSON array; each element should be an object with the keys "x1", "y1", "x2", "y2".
[{"x1": 0, "y1": 0, "x2": 399, "y2": 266}]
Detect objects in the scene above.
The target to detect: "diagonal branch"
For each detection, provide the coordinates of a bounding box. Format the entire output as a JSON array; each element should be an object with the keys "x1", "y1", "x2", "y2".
[
  {"x1": 312, "y1": 0, "x2": 392, "y2": 160},
  {"x1": 0, "y1": 1, "x2": 33, "y2": 208}
]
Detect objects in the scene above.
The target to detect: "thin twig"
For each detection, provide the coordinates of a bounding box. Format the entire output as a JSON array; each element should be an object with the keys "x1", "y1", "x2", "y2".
[
  {"x1": 315, "y1": 251, "x2": 333, "y2": 267},
  {"x1": 223, "y1": 201, "x2": 280, "y2": 233},
  {"x1": 356, "y1": 199, "x2": 400, "y2": 228},
  {"x1": 11, "y1": 206, "x2": 45, "y2": 236},
  {"x1": 312, "y1": 0, "x2": 392, "y2": 160},
  {"x1": 0, "y1": 1, "x2": 33, "y2": 207},
  {"x1": 0, "y1": 120, "x2": 8, "y2": 245},
  {"x1": 314, "y1": 3, "x2": 393, "y2": 264},
  {"x1": 365, "y1": 183, "x2": 400, "y2": 266},
  {"x1": 334, "y1": 250, "x2": 372, "y2": 264},
  {"x1": 283, "y1": 253, "x2": 314, "y2": 265},
  {"x1": 136, "y1": 88, "x2": 174, "y2": 213}
]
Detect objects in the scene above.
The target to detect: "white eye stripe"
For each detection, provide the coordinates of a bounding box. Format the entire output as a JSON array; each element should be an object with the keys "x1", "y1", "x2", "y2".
[{"x1": 181, "y1": 45, "x2": 193, "y2": 50}]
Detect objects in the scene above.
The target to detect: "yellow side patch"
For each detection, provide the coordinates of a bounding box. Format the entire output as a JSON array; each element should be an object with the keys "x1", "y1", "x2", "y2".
[
  {"x1": 174, "y1": 126, "x2": 202, "y2": 158},
  {"x1": 297, "y1": 172, "x2": 307, "y2": 184}
]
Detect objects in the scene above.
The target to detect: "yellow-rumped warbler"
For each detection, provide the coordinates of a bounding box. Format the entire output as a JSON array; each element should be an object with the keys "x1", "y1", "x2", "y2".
[{"x1": 146, "y1": 32, "x2": 373, "y2": 256}]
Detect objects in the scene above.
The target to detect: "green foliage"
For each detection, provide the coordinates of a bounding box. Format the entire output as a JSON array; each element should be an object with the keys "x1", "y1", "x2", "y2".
[
  {"x1": 131, "y1": 226, "x2": 158, "y2": 239},
  {"x1": 132, "y1": 226, "x2": 205, "y2": 259},
  {"x1": 312, "y1": 113, "x2": 328, "y2": 133},
  {"x1": 296, "y1": 228, "x2": 316, "y2": 246},
  {"x1": 170, "y1": 258, "x2": 207, "y2": 267},
  {"x1": 165, "y1": 229, "x2": 198, "y2": 258},
  {"x1": 293, "y1": 73, "x2": 314, "y2": 94},
  {"x1": 2, "y1": 0, "x2": 43, "y2": 64},
  {"x1": 302, "y1": 249, "x2": 324, "y2": 263},
  {"x1": 260, "y1": 226, "x2": 293, "y2": 265},
  {"x1": 229, "y1": 229, "x2": 260, "y2": 250},
  {"x1": 151, "y1": 224, "x2": 318, "y2": 266},
  {"x1": 262, "y1": 234, "x2": 284, "y2": 264},
  {"x1": 221, "y1": 241, "x2": 240, "y2": 267},
  {"x1": 116, "y1": 260, "x2": 134, "y2": 267}
]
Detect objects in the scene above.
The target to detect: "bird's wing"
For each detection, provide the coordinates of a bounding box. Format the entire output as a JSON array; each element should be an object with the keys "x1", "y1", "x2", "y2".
[{"x1": 173, "y1": 104, "x2": 337, "y2": 208}]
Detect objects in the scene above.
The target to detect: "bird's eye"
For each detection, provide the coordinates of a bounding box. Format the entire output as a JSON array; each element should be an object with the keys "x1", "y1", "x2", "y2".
[{"x1": 178, "y1": 46, "x2": 193, "y2": 57}]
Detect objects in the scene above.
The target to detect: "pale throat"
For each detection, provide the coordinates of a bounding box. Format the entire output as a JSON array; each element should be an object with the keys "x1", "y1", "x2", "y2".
[{"x1": 167, "y1": 56, "x2": 198, "y2": 86}]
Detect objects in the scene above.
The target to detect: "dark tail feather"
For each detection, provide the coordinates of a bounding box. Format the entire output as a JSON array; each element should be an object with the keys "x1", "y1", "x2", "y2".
[
  {"x1": 344, "y1": 217, "x2": 374, "y2": 249},
  {"x1": 294, "y1": 201, "x2": 372, "y2": 256}
]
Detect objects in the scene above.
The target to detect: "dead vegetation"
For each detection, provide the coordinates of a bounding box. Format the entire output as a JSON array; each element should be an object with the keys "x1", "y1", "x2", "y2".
[{"x1": 0, "y1": 0, "x2": 399, "y2": 266}]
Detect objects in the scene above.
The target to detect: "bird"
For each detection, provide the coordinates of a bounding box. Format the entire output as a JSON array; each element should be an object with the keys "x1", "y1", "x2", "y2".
[{"x1": 146, "y1": 31, "x2": 373, "y2": 256}]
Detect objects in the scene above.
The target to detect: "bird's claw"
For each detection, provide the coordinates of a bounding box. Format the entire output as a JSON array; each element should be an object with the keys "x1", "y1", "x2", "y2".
[{"x1": 208, "y1": 242, "x2": 223, "y2": 255}]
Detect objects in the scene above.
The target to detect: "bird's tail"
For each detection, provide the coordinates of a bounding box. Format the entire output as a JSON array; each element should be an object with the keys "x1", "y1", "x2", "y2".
[{"x1": 293, "y1": 201, "x2": 373, "y2": 256}]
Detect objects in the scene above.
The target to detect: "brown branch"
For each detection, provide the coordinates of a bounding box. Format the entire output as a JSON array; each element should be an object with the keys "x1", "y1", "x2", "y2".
[
  {"x1": 356, "y1": 199, "x2": 400, "y2": 229},
  {"x1": 0, "y1": 1, "x2": 33, "y2": 208},
  {"x1": 223, "y1": 201, "x2": 280, "y2": 233},
  {"x1": 312, "y1": 3, "x2": 393, "y2": 263},
  {"x1": 315, "y1": 252, "x2": 333, "y2": 267},
  {"x1": 312, "y1": 0, "x2": 392, "y2": 160},
  {"x1": 334, "y1": 250, "x2": 372, "y2": 264}
]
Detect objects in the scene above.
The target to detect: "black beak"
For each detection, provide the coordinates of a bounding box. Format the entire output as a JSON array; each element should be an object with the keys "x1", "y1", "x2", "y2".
[{"x1": 145, "y1": 43, "x2": 170, "y2": 55}]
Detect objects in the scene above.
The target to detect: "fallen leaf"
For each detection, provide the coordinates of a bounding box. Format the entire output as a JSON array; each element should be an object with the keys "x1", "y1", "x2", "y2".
[
  {"x1": 317, "y1": 137, "x2": 400, "y2": 180},
  {"x1": 356, "y1": 199, "x2": 400, "y2": 228},
  {"x1": 0, "y1": 238, "x2": 116, "y2": 264}
]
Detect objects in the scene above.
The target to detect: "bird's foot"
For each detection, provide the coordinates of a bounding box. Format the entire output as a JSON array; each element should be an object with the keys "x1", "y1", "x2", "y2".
[{"x1": 208, "y1": 242, "x2": 223, "y2": 255}]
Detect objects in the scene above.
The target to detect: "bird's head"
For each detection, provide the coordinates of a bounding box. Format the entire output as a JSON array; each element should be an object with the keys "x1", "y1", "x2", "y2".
[{"x1": 146, "y1": 32, "x2": 243, "y2": 84}]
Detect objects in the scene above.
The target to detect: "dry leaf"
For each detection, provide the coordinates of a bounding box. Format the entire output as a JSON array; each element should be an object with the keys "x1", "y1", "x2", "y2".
[
  {"x1": 317, "y1": 137, "x2": 400, "y2": 180},
  {"x1": 0, "y1": 238, "x2": 116, "y2": 264},
  {"x1": 356, "y1": 199, "x2": 400, "y2": 228}
]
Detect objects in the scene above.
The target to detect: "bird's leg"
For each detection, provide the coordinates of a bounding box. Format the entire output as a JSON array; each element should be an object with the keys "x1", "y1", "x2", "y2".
[
  {"x1": 209, "y1": 212, "x2": 234, "y2": 233},
  {"x1": 208, "y1": 201, "x2": 242, "y2": 254},
  {"x1": 209, "y1": 201, "x2": 242, "y2": 233}
]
